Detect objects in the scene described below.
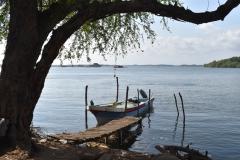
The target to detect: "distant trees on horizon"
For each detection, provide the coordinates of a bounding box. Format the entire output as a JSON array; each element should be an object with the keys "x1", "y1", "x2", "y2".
[{"x1": 204, "y1": 56, "x2": 240, "y2": 68}]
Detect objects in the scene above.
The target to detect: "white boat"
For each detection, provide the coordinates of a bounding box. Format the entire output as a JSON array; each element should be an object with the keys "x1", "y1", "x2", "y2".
[{"x1": 87, "y1": 90, "x2": 154, "y2": 125}]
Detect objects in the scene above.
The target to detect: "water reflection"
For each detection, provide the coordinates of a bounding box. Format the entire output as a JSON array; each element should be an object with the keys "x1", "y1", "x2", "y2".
[
  {"x1": 181, "y1": 120, "x2": 185, "y2": 147},
  {"x1": 148, "y1": 114, "x2": 151, "y2": 128},
  {"x1": 103, "y1": 121, "x2": 143, "y2": 150},
  {"x1": 172, "y1": 114, "x2": 185, "y2": 147},
  {"x1": 172, "y1": 115, "x2": 179, "y2": 141},
  {"x1": 102, "y1": 106, "x2": 154, "y2": 150},
  {"x1": 147, "y1": 106, "x2": 154, "y2": 128}
]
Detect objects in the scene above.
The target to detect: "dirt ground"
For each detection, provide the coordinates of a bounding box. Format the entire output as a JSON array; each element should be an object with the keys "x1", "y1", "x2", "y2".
[
  {"x1": 0, "y1": 140, "x2": 182, "y2": 160},
  {"x1": 0, "y1": 126, "x2": 183, "y2": 160},
  {"x1": 0, "y1": 140, "x2": 159, "y2": 160}
]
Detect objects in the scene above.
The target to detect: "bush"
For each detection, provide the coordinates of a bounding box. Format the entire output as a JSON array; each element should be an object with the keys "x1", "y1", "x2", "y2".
[{"x1": 204, "y1": 56, "x2": 240, "y2": 68}]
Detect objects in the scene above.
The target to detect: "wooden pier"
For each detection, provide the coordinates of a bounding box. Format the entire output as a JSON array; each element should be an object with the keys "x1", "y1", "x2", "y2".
[{"x1": 48, "y1": 116, "x2": 142, "y2": 144}]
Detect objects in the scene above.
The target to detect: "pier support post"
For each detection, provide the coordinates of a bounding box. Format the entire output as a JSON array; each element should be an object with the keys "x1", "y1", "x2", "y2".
[
  {"x1": 118, "y1": 130, "x2": 122, "y2": 148},
  {"x1": 174, "y1": 94, "x2": 179, "y2": 116},
  {"x1": 138, "y1": 119, "x2": 142, "y2": 128},
  {"x1": 124, "y1": 86, "x2": 129, "y2": 117},
  {"x1": 85, "y1": 85, "x2": 88, "y2": 129},
  {"x1": 105, "y1": 136, "x2": 109, "y2": 145}
]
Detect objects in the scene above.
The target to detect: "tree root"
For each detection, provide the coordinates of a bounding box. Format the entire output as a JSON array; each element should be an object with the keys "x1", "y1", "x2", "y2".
[
  {"x1": 31, "y1": 139, "x2": 41, "y2": 152},
  {"x1": 155, "y1": 145, "x2": 212, "y2": 160}
]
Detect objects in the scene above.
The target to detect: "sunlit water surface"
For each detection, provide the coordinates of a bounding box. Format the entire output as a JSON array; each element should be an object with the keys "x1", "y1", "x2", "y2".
[{"x1": 33, "y1": 66, "x2": 240, "y2": 160}]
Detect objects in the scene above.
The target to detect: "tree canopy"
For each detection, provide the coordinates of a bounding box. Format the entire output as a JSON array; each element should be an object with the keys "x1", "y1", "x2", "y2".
[
  {"x1": 0, "y1": 0, "x2": 172, "y2": 63},
  {"x1": 204, "y1": 56, "x2": 240, "y2": 68},
  {"x1": 0, "y1": 0, "x2": 239, "y2": 63}
]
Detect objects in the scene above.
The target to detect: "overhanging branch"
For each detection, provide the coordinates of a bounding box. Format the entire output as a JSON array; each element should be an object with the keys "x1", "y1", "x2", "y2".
[
  {"x1": 90, "y1": 0, "x2": 240, "y2": 24},
  {"x1": 34, "y1": 0, "x2": 240, "y2": 81}
]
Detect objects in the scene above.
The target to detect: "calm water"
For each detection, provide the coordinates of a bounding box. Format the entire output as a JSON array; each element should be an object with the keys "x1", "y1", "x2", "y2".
[{"x1": 33, "y1": 65, "x2": 240, "y2": 160}]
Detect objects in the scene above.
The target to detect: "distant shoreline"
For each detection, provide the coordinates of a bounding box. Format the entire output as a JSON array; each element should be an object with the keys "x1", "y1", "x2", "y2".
[
  {"x1": 48, "y1": 64, "x2": 203, "y2": 67},
  {"x1": 204, "y1": 56, "x2": 240, "y2": 68},
  {"x1": 0, "y1": 64, "x2": 204, "y2": 68}
]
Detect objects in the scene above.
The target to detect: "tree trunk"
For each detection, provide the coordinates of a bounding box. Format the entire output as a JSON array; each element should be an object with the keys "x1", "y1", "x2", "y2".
[
  {"x1": 0, "y1": 0, "x2": 45, "y2": 151},
  {"x1": 0, "y1": 0, "x2": 87, "y2": 151},
  {"x1": 0, "y1": 0, "x2": 77, "y2": 151}
]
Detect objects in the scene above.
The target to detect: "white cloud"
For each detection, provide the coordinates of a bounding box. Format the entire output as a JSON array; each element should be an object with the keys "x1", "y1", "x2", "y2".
[
  {"x1": 138, "y1": 27, "x2": 240, "y2": 65},
  {"x1": 196, "y1": 23, "x2": 220, "y2": 35},
  {"x1": 216, "y1": 30, "x2": 240, "y2": 51},
  {"x1": 98, "y1": 24, "x2": 239, "y2": 65}
]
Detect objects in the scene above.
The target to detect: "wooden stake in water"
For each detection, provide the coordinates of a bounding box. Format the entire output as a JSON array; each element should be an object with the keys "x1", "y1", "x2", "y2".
[
  {"x1": 85, "y1": 85, "x2": 88, "y2": 129},
  {"x1": 118, "y1": 130, "x2": 122, "y2": 148},
  {"x1": 137, "y1": 89, "x2": 140, "y2": 117},
  {"x1": 148, "y1": 89, "x2": 151, "y2": 113},
  {"x1": 124, "y1": 86, "x2": 129, "y2": 117},
  {"x1": 174, "y1": 94, "x2": 179, "y2": 116},
  {"x1": 179, "y1": 92, "x2": 185, "y2": 122},
  {"x1": 116, "y1": 77, "x2": 119, "y2": 102}
]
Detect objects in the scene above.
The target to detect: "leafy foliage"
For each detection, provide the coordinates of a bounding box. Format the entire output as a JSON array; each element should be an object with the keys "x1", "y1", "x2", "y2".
[
  {"x1": 0, "y1": 0, "x2": 9, "y2": 44},
  {"x1": 1, "y1": 0, "x2": 180, "y2": 62},
  {"x1": 58, "y1": 12, "x2": 157, "y2": 63},
  {"x1": 57, "y1": 0, "x2": 181, "y2": 63},
  {"x1": 204, "y1": 56, "x2": 240, "y2": 68}
]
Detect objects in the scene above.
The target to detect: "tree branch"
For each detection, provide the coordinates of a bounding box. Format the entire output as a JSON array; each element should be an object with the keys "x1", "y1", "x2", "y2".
[
  {"x1": 90, "y1": 0, "x2": 240, "y2": 24},
  {"x1": 33, "y1": 11, "x2": 90, "y2": 90},
  {"x1": 36, "y1": 0, "x2": 240, "y2": 71},
  {"x1": 34, "y1": 0, "x2": 240, "y2": 88},
  {"x1": 164, "y1": 145, "x2": 211, "y2": 160}
]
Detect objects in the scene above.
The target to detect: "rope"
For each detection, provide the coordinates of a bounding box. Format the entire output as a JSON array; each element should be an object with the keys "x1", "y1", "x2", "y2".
[{"x1": 114, "y1": 52, "x2": 117, "y2": 77}]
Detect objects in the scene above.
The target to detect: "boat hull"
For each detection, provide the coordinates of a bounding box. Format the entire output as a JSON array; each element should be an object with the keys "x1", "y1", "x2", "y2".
[{"x1": 88, "y1": 97, "x2": 154, "y2": 125}]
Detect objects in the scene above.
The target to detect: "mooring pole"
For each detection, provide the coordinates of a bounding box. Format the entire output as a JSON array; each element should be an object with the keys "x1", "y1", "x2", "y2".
[
  {"x1": 137, "y1": 89, "x2": 140, "y2": 117},
  {"x1": 179, "y1": 92, "x2": 185, "y2": 122},
  {"x1": 148, "y1": 89, "x2": 151, "y2": 113},
  {"x1": 124, "y1": 86, "x2": 129, "y2": 117},
  {"x1": 85, "y1": 85, "x2": 88, "y2": 129},
  {"x1": 174, "y1": 94, "x2": 179, "y2": 116},
  {"x1": 116, "y1": 77, "x2": 119, "y2": 102},
  {"x1": 138, "y1": 119, "x2": 142, "y2": 129}
]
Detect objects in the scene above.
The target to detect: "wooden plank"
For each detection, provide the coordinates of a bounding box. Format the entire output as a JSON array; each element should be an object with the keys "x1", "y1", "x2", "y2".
[{"x1": 48, "y1": 116, "x2": 142, "y2": 144}]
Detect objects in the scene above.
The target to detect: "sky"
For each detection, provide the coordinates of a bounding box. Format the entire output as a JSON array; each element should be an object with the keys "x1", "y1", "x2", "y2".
[{"x1": 1, "y1": 0, "x2": 240, "y2": 65}]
